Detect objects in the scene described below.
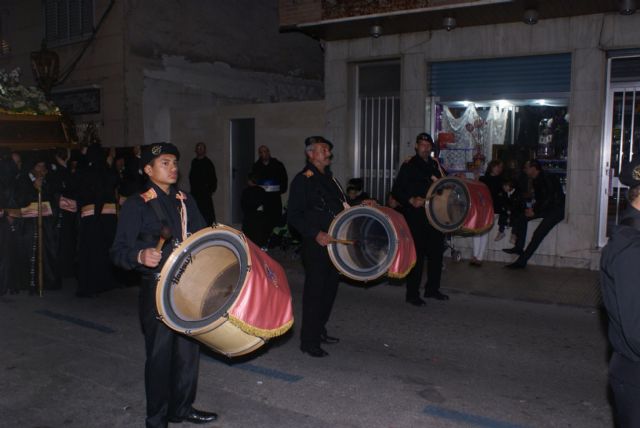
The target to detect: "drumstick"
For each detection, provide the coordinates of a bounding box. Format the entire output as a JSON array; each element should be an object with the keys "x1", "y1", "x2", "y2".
[
  {"x1": 330, "y1": 238, "x2": 356, "y2": 245},
  {"x1": 155, "y1": 225, "x2": 172, "y2": 251}
]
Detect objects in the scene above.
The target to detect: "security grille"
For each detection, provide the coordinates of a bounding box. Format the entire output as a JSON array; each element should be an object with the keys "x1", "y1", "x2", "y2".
[
  {"x1": 358, "y1": 96, "x2": 400, "y2": 203},
  {"x1": 45, "y1": 0, "x2": 94, "y2": 45}
]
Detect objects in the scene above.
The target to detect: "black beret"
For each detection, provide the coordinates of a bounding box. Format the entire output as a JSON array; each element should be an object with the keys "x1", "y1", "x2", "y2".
[
  {"x1": 141, "y1": 143, "x2": 180, "y2": 166},
  {"x1": 620, "y1": 156, "x2": 640, "y2": 188},
  {"x1": 304, "y1": 136, "x2": 333, "y2": 150},
  {"x1": 416, "y1": 132, "x2": 434, "y2": 144}
]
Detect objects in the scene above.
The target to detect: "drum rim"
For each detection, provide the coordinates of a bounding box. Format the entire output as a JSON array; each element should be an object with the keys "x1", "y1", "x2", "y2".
[
  {"x1": 327, "y1": 205, "x2": 398, "y2": 281},
  {"x1": 156, "y1": 227, "x2": 249, "y2": 333},
  {"x1": 425, "y1": 176, "x2": 471, "y2": 233}
]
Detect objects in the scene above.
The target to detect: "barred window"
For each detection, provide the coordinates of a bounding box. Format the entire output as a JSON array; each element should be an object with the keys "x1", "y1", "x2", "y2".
[
  {"x1": 0, "y1": 11, "x2": 10, "y2": 57},
  {"x1": 44, "y1": 0, "x2": 94, "y2": 45}
]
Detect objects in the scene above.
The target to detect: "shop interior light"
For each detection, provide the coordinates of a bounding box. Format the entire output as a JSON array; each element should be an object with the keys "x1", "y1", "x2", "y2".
[
  {"x1": 536, "y1": 99, "x2": 547, "y2": 105},
  {"x1": 461, "y1": 100, "x2": 472, "y2": 107}
]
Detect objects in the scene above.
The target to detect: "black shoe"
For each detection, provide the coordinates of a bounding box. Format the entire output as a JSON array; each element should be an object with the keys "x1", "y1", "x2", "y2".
[
  {"x1": 168, "y1": 408, "x2": 218, "y2": 424},
  {"x1": 320, "y1": 333, "x2": 340, "y2": 344},
  {"x1": 502, "y1": 247, "x2": 523, "y2": 255},
  {"x1": 505, "y1": 261, "x2": 526, "y2": 269},
  {"x1": 425, "y1": 291, "x2": 449, "y2": 301},
  {"x1": 300, "y1": 344, "x2": 329, "y2": 357},
  {"x1": 406, "y1": 297, "x2": 426, "y2": 306}
]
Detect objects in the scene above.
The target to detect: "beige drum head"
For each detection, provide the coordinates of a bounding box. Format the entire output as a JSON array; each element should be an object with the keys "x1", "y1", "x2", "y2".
[
  {"x1": 327, "y1": 206, "x2": 398, "y2": 281},
  {"x1": 425, "y1": 177, "x2": 470, "y2": 233},
  {"x1": 156, "y1": 227, "x2": 265, "y2": 356}
]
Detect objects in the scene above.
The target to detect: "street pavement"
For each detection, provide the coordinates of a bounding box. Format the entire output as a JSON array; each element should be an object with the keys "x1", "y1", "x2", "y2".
[{"x1": 0, "y1": 251, "x2": 611, "y2": 428}]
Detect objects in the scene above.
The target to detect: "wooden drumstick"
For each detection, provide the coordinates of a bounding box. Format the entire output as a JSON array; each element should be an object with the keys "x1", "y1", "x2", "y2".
[
  {"x1": 330, "y1": 238, "x2": 356, "y2": 245},
  {"x1": 155, "y1": 225, "x2": 172, "y2": 251}
]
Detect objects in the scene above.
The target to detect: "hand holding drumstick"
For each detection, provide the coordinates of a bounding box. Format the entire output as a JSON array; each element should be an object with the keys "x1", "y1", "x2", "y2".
[{"x1": 138, "y1": 225, "x2": 172, "y2": 268}]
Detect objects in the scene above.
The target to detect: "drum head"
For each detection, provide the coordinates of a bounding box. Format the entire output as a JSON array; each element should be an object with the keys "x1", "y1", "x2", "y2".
[
  {"x1": 158, "y1": 228, "x2": 249, "y2": 330},
  {"x1": 328, "y1": 206, "x2": 397, "y2": 281},
  {"x1": 425, "y1": 177, "x2": 470, "y2": 233}
]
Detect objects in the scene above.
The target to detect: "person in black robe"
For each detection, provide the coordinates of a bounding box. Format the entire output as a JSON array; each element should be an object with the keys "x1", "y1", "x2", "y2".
[
  {"x1": 13, "y1": 156, "x2": 61, "y2": 292},
  {"x1": 188, "y1": 142, "x2": 217, "y2": 225},
  {"x1": 250, "y1": 145, "x2": 288, "y2": 243},
  {"x1": 0, "y1": 151, "x2": 15, "y2": 295},
  {"x1": 600, "y1": 157, "x2": 640, "y2": 427},
  {"x1": 3, "y1": 152, "x2": 23, "y2": 294},
  {"x1": 49, "y1": 148, "x2": 79, "y2": 279},
  {"x1": 241, "y1": 173, "x2": 269, "y2": 247},
  {"x1": 75, "y1": 144, "x2": 120, "y2": 297}
]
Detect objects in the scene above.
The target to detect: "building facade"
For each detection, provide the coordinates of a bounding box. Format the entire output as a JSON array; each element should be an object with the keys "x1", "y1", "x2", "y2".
[{"x1": 280, "y1": 0, "x2": 640, "y2": 270}]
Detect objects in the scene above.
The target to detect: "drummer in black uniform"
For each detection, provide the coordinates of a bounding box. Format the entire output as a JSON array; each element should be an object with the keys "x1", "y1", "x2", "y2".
[
  {"x1": 110, "y1": 143, "x2": 217, "y2": 428},
  {"x1": 288, "y1": 136, "x2": 345, "y2": 358},
  {"x1": 392, "y1": 132, "x2": 449, "y2": 306}
]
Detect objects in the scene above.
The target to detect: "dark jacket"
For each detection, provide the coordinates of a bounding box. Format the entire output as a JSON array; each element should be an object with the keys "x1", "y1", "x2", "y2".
[
  {"x1": 391, "y1": 154, "x2": 443, "y2": 238},
  {"x1": 251, "y1": 157, "x2": 288, "y2": 195},
  {"x1": 532, "y1": 171, "x2": 565, "y2": 216},
  {"x1": 189, "y1": 156, "x2": 217, "y2": 196},
  {"x1": 600, "y1": 207, "x2": 640, "y2": 362},
  {"x1": 110, "y1": 182, "x2": 206, "y2": 277},
  {"x1": 479, "y1": 174, "x2": 503, "y2": 212},
  {"x1": 287, "y1": 162, "x2": 346, "y2": 240}
]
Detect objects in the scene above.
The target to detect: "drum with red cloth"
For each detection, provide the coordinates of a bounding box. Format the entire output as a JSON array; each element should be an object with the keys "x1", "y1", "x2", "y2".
[
  {"x1": 155, "y1": 225, "x2": 293, "y2": 357},
  {"x1": 425, "y1": 176, "x2": 494, "y2": 235},
  {"x1": 327, "y1": 205, "x2": 416, "y2": 281}
]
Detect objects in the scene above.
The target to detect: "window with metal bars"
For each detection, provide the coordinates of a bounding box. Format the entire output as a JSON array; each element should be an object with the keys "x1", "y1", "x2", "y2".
[
  {"x1": 356, "y1": 61, "x2": 401, "y2": 204},
  {"x1": 0, "y1": 11, "x2": 10, "y2": 57},
  {"x1": 44, "y1": 0, "x2": 94, "y2": 45}
]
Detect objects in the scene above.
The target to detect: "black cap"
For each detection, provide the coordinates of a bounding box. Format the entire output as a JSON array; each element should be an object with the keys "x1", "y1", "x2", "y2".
[
  {"x1": 304, "y1": 136, "x2": 333, "y2": 150},
  {"x1": 416, "y1": 132, "x2": 434, "y2": 144},
  {"x1": 620, "y1": 156, "x2": 640, "y2": 188},
  {"x1": 141, "y1": 143, "x2": 180, "y2": 166}
]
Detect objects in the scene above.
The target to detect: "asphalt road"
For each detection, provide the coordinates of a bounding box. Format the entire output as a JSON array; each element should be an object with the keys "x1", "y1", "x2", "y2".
[{"x1": 0, "y1": 257, "x2": 612, "y2": 428}]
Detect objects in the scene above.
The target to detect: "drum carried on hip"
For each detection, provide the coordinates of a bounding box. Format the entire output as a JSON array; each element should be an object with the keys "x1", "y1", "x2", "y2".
[
  {"x1": 155, "y1": 225, "x2": 294, "y2": 357},
  {"x1": 327, "y1": 205, "x2": 416, "y2": 281},
  {"x1": 425, "y1": 176, "x2": 494, "y2": 235}
]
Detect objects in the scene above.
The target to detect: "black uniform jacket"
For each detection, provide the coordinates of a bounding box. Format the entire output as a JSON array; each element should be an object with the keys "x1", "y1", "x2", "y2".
[
  {"x1": 251, "y1": 157, "x2": 288, "y2": 194},
  {"x1": 287, "y1": 162, "x2": 345, "y2": 240},
  {"x1": 532, "y1": 171, "x2": 565, "y2": 216},
  {"x1": 601, "y1": 207, "x2": 640, "y2": 362},
  {"x1": 189, "y1": 157, "x2": 217, "y2": 195},
  {"x1": 392, "y1": 155, "x2": 443, "y2": 238},
  {"x1": 110, "y1": 181, "x2": 206, "y2": 277}
]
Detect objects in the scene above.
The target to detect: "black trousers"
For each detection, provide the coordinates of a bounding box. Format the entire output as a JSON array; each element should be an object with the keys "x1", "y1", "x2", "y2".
[
  {"x1": 77, "y1": 214, "x2": 117, "y2": 295},
  {"x1": 139, "y1": 278, "x2": 200, "y2": 428},
  {"x1": 609, "y1": 352, "x2": 640, "y2": 428},
  {"x1": 300, "y1": 239, "x2": 339, "y2": 348},
  {"x1": 406, "y1": 225, "x2": 444, "y2": 300},
  {"x1": 512, "y1": 207, "x2": 564, "y2": 264}
]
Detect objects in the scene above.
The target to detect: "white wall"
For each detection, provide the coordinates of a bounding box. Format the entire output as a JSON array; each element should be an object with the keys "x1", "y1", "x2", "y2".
[
  {"x1": 171, "y1": 100, "x2": 326, "y2": 224},
  {"x1": 323, "y1": 13, "x2": 640, "y2": 269}
]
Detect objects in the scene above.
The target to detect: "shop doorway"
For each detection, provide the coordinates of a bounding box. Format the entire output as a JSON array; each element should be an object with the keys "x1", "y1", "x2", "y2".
[
  {"x1": 598, "y1": 55, "x2": 640, "y2": 246},
  {"x1": 599, "y1": 85, "x2": 640, "y2": 244},
  {"x1": 230, "y1": 118, "x2": 255, "y2": 225}
]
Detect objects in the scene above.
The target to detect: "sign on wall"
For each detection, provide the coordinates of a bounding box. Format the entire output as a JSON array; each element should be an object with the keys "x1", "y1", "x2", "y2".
[{"x1": 51, "y1": 87, "x2": 101, "y2": 115}]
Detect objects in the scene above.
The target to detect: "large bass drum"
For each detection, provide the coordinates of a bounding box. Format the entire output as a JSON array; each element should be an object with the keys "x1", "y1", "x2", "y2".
[
  {"x1": 425, "y1": 176, "x2": 494, "y2": 234},
  {"x1": 327, "y1": 205, "x2": 416, "y2": 281},
  {"x1": 155, "y1": 225, "x2": 293, "y2": 357}
]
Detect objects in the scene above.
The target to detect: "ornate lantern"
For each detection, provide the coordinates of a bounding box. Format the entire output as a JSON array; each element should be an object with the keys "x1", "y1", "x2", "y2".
[{"x1": 30, "y1": 40, "x2": 59, "y2": 98}]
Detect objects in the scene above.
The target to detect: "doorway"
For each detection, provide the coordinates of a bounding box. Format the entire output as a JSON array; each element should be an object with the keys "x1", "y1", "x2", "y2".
[{"x1": 230, "y1": 118, "x2": 255, "y2": 225}]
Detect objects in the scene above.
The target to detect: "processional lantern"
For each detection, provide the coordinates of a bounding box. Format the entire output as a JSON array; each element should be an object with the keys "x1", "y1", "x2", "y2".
[{"x1": 30, "y1": 39, "x2": 59, "y2": 99}]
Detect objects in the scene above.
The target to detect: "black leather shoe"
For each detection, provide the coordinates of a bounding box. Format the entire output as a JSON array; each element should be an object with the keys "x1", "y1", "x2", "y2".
[
  {"x1": 425, "y1": 291, "x2": 449, "y2": 301},
  {"x1": 502, "y1": 247, "x2": 523, "y2": 255},
  {"x1": 406, "y1": 297, "x2": 426, "y2": 306},
  {"x1": 300, "y1": 344, "x2": 329, "y2": 357},
  {"x1": 168, "y1": 408, "x2": 218, "y2": 424},
  {"x1": 320, "y1": 333, "x2": 340, "y2": 344},
  {"x1": 505, "y1": 261, "x2": 526, "y2": 269}
]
